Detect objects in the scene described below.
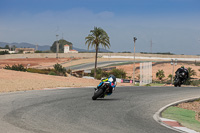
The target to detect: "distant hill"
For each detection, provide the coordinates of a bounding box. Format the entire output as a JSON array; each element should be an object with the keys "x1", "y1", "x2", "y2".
[
  {"x1": 0, "y1": 42, "x2": 113, "y2": 53},
  {"x1": 0, "y1": 42, "x2": 50, "y2": 51}
]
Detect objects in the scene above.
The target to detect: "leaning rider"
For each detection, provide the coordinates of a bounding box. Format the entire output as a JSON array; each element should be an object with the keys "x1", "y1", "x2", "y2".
[
  {"x1": 175, "y1": 66, "x2": 189, "y2": 82},
  {"x1": 95, "y1": 74, "x2": 117, "y2": 96}
]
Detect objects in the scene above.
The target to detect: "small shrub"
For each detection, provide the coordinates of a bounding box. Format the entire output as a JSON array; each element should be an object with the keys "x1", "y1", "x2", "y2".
[
  {"x1": 27, "y1": 68, "x2": 55, "y2": 74},
  {"x1": 0, "y1": 51, "x2": 9, "y2": 55},
  {"x1": 191, "y1": 80, "x2": 200, "y2": 86},
  {"x1": 135, "y1": 83, "x2": 140, "y2": 86},
  {"x1": 48, "y1": 71, "x2": 57, "y2": 75},
  {"x1": 90, "y1": 68, "x2": 126, "y2": 79},
  {"x1": 4, "y1": 64, "x2": 26, "y2": 71},
  {"x1": 35, "y1": 50, "x2": 43, "y2": 53},
  {"x1": 168, "y1": 74, "x2": 172, "y2": 80},
  {"x1": 53, "y1": 63, "x2": 66, "y2": 76},
  {"x1": 95, "y1": 74, "x2": 102, "y2": 80},
  {"x1": 145, "y1": 84, "x2": 151, "y2": 86},
  {"x1": 102, "y1": 71, "x2": 109, "y2": 77},
  {"x1": 15, "y1": 64, "x2": 26, "y2": 71},
  {"x1": 90, "y1": 68, "x2": 102, "y2": 77},
  {"x1": 109, "y1": 69, "x2": 126, "y2": 79},
  {"x1": 127, "y1": 76, "x2": 132, "y2": 80},
  {"x1": 4, "y1": 63, "x2": 67, "y2": 77},
  {"x1": 66, "y1": 69, "x2": 72, "y2": 74},
  {"x1": 152, "y1": 80, "x2": 166, "y2": 84},
  {"x1": 4, "y1": 64, "x2": 12, "y2": 70}
]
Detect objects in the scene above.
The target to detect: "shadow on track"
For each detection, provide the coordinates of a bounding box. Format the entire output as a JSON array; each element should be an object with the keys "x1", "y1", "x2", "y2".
[{"x1": 94, "y1": 98, "x2": 121, "y2": 101}]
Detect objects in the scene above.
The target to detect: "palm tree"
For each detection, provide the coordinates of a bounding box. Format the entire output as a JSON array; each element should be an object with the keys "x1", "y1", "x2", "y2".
[
  {"x1": 85, "y1": 27, "x2": 110, "y2": 78},
  {"x1": 185, "y1": 67, "x2": 197, "y2": 85},
  {"x1": 156, "y1": 69, "x2": 165, "y2": 80}
]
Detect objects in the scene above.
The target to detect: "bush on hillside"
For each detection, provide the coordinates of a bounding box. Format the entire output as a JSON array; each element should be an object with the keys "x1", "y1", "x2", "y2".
[
  {"x1": 109, "y1": 68, "x2": 126, "y2": 79},
  {"x1": 90, "y1": 68, "x2": 126, "y2": 79},
  {"x1": 0, "y1": 51, "x2": 10, "y2": 55},
  {"x1": 190, "y1": 80, "x2": 200, "y2": 86},
  {"x1": 4, "y1": 64, "x2": 26, "y2": 71},
  {"x1": 4, "y1": 63, "x2": 67, "y2": 76},
  {"x1": 27, "y1": 68, "x2": 55, "y2": 74},
  {"x1": 53, "y1": 63, "x2": 66, "y2": 76},
  {"x1": 48, "y1": 71, "x2": 57, "y2": 76}
]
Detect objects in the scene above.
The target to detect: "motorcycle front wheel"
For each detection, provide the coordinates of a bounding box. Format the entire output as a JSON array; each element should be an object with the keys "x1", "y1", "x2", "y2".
[
  {"x1": 174, "y1": 78, "x2": 179, "y2": 87},
  {"x1": 92, "y1": 89, "x2": 104, "y2": 100}
]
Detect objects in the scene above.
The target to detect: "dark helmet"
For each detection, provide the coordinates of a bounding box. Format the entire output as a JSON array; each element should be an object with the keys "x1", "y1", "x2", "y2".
[
  {"x1": 109, "y1": 74, "x2": 115, "y2": 78},
  {"x1": 181, "y1": 66, "x2": 184, "y2": 68},
  {"x1": 109, "y1": 74, "x2": 116, "y2": 81}
]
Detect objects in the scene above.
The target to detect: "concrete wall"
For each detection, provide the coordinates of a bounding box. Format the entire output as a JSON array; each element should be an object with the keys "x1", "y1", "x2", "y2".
[
  {"x1": 0, "y1": 53, "x2": 200, "y2": 60},
  {"x1": 0, "y1": 53, "x2": 96, "y2": 59}
]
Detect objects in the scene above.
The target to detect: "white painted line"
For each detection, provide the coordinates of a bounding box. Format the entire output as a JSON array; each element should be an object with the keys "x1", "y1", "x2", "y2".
[{"x1": 175, "y1": 127, "x2": 200, "y2": 133}]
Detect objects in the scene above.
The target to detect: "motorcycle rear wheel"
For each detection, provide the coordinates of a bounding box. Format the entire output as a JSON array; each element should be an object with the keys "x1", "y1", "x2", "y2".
[{"x1": 174, "y1": 78, "x2": 179, "y2": 87}]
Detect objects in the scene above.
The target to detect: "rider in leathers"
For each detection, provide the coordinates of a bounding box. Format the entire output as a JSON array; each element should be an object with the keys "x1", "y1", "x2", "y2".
[
  {"x1": 95, "y1": 74, "x2": 117, "y2": 96},
  {"x1": 175, "y1": 66, "x2": 189, "y2": 83}
]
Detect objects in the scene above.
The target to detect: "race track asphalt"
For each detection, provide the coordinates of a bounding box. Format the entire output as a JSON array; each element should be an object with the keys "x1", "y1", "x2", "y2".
[
  {"x1": 65, "y1": 60, "x2": 130, "y2": 71},
  {"x1": 0, "y1": 86, "x2": 200, "y2": 133}
]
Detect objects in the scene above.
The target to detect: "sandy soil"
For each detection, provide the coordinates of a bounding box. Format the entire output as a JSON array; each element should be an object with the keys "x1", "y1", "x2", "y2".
[
  {"x1": 0, "y1": 69, "x2": 96, "y2": 92},
  {"x1": 0, "y1": 69, "x2": 132, "y2": 93}
]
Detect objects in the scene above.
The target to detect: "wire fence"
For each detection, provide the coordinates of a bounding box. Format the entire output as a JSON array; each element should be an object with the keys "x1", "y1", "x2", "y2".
[{"x1": 140, "y1": 62, "x2": 152, "y2": 86}]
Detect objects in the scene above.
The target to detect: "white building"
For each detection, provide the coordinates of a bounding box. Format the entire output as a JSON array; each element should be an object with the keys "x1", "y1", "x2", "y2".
[
  {"x1": 0, "y1": 49, "x2": 16, "y2": 54},
  {"x1": 64, "y1": 44, "x2": 78, "y2": 53},
  {"x1": 0, "y1": 49, "x2": 9, "y2": 52},
  {"x1": 64, "y1": 45, "x2": 70, "y2": 53}
]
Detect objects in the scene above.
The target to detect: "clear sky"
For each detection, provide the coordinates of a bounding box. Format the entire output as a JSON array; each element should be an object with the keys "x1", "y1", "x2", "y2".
[{"x1": 0, "y1": 0, "x2": 200, "y2": 55}]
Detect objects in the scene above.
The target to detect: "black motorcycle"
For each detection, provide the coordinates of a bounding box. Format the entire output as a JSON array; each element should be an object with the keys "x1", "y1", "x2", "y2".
[
  {"x1": 174, "y1": 72, "x2": 187, "y2": 87},
  {"x1": 92, "y1": 82, "x2": 110, "y2": 100}
]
